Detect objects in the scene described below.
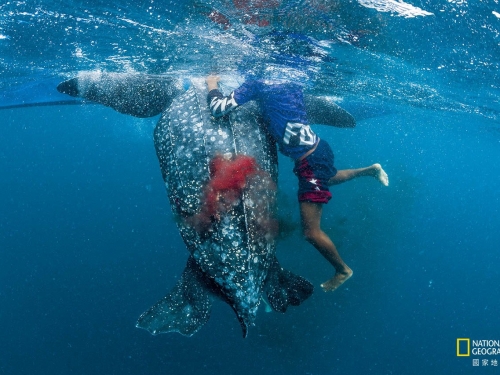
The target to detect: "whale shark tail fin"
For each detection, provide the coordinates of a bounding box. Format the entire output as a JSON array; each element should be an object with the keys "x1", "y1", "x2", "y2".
[
  {"x1": 136, "y1": 256, "x2": 214, "y2": 337},
  {"x1": 264, "y1": 257, "x2": 314, "y2": 313}
]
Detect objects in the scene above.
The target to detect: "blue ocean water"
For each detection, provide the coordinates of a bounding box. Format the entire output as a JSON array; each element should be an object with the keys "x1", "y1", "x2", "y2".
[{"x1": 1, "y1": 1, "x2": 499, "y2": 374}]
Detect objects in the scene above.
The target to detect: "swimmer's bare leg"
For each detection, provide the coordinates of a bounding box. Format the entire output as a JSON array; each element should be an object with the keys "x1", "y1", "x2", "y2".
[
  {"x1": 300, "y1": 202, "x2": 353, "y2": 292},
  {"x1": 328, "y1": 163, "x2": 389, "y2": 186}
]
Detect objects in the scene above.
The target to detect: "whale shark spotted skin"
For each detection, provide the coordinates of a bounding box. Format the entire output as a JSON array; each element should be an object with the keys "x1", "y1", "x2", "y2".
[{"x1": 57, "y1": 72, "x2": 352, "y2": 337}]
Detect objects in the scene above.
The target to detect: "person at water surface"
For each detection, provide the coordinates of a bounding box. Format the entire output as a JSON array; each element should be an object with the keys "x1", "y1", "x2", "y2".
[{"x1": 206, "y1": 75, "x2": 389, "y2": 292}]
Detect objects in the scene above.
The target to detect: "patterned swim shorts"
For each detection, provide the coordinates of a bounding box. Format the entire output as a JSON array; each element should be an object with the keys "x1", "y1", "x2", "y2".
[{"x1": 293, "y1": 139, "x2": 337, "y2": 204}]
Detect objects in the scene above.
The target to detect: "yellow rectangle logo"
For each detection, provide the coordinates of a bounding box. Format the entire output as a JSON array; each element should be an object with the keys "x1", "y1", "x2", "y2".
[{"x1": 457, "y1": 338, "x2": 470, "y2": 356}]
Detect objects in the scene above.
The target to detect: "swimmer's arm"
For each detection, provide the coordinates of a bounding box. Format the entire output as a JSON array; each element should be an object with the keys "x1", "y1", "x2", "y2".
[{"x1": 206, "y1": 75, "x2": 239, "y2": 118}]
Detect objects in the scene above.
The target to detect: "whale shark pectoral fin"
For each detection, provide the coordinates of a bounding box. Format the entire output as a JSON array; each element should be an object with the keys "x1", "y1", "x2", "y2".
[
  {"x1": 264, "y1": 257, "x2": 314, "y2": 313},
  {"x1": 57, "y1": 72, "x2": 183, "y2": 118},
  {"x1": 304, "y1": 95, "x2": 356, "y2": 128},
  {"x1": 136, "y1": 256, "x2": 214, "y2": 337}
]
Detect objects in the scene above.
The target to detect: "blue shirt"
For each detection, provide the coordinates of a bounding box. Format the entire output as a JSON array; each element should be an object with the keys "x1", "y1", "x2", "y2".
[{"x1": 207, "y1": 80, "x2": 318, "y2": 160}]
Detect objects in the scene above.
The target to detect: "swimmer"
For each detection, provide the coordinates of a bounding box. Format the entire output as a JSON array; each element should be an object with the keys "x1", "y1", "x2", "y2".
[{"x1": 206, "y1": 75, "x2": 389, "y2": 292}]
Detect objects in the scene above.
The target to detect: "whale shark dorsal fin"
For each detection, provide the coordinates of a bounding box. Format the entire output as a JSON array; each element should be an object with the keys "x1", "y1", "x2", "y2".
[{"x1": 304, "y1": 95, "x2": 356, "y2": 128}]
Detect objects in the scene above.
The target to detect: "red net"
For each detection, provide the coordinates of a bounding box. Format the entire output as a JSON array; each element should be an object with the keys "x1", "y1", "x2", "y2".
[{"x1": 188, "y1": 154, "x2": 277, "y2": 239}]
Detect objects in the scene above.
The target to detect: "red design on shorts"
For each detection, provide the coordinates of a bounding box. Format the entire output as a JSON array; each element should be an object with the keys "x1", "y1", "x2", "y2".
[
  {"x1": 295, "y1": 158, "x2": 332, "y2": 204},
  {"x1": 298, "y1": 191, "x2": 332, "y2": 203}
]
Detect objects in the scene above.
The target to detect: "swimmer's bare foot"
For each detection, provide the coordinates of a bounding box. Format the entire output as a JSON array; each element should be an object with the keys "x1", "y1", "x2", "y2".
[
  {"x1": 321, "y1": 267, "x2": 353, "y2": 292},
  {"x1": 372, "y1": 163, "x2": 389, "y2": 186}
]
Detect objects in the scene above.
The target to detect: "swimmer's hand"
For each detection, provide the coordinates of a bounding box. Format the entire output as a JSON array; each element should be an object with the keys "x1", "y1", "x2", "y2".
[{"x1": 206, "y1": 75, "x2": 220, "y2": 91}]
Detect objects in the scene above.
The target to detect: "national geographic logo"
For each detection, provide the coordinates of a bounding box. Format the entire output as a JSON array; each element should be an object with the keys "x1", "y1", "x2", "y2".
[{"x1": 457, "y1": 338, "x2": 500, "y2": 356}]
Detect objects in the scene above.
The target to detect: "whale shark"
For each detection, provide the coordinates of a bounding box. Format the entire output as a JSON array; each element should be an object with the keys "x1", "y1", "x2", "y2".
[{"x1": 56, "y1": 72, "x2": 354, "y2": 337}]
